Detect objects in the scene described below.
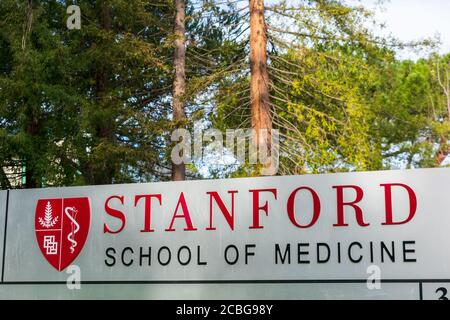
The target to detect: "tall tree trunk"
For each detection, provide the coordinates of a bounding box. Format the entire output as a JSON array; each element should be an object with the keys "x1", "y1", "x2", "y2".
[
  {"x1": 439, "y1": 96, "x2": 450, "y2": 164},
  {"x1": 85, "y1": 0, "x2": 115, "y2": 185},
  {"x1": 23, "y1": 0, "x2": 40, "y2": 189},
  {"x1": 171, "y1": 0, "x2": 186, "y2": 181},
  {"x1": 24, "y1": 117, "x2": 40, "y2": 188},
  {"x1": 22, "y1": 0, "x2": 33, "y2": 50},
  {"x1": 249, "y1": 0, "x2": 272, "y2": 164}
]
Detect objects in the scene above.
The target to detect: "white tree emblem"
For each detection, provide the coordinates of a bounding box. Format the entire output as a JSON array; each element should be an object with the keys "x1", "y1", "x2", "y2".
[{"x1": 38, "y1": 201, "x2": 59, "y2": 228}]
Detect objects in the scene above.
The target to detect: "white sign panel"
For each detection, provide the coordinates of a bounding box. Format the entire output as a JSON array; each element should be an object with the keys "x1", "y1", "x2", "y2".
[{"x1": 0, "y1": 168, "x2": 449, "y2": 299}]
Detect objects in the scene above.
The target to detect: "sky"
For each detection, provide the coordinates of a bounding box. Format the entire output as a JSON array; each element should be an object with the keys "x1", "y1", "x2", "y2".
[{"x1": 359, "y1": 0, "x2": 450, "y2": 59}]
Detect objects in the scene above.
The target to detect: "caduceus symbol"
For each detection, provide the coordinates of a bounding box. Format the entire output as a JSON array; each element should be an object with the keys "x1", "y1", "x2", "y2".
[{"x1": 65, "y1": 207, "x2": 80, "y2": 254}]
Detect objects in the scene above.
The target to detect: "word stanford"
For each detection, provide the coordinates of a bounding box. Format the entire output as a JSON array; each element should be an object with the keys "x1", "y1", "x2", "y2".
[{"x1": 103, "y1": 183, "x2": 417, "y2": 234}]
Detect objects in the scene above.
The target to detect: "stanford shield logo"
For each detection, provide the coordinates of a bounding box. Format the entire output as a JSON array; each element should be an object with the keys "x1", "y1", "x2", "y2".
[{"x1": 35, "y1": 198, "x2": 90, "y2": 271}]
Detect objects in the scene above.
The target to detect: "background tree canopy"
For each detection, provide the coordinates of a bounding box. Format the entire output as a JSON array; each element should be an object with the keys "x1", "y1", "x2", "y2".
[{"x1": 0, "y1": 0, "x2": 449, "y2": 189}]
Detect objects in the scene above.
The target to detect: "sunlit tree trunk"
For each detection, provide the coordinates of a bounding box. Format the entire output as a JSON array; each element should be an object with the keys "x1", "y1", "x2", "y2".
[
  {"x1": 249, "y1": 0, "x2": 272, "y2": 161},
  {"x1": 172, "y1": 0, "x2": 187, "y2": 181}
]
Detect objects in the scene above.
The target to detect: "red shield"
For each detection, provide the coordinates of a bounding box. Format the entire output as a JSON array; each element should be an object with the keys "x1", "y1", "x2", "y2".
[{"x1": 35, "y1": 197, "x2": 90, "y2": 271}]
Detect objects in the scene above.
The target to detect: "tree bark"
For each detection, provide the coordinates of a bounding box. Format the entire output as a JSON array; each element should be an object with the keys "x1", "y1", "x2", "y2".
[
  {"x1": 88, "y1": 0, "x2": 115, "y2": 185},
  {"x1": 171, "y1": 0, "x2": 187, "y2": 181},
  {"x1": 22, "y1": 0, "x2": 40, "y2": 189},
  {"x1": 249, "y1": 0, "x2": 272, "y2": 154},
  {"x1": 24, "y1": 118, "x2": 40, "y2": 188},
  {"x1": 21, "y1": 0, "x2": 33, "y2": 50}
]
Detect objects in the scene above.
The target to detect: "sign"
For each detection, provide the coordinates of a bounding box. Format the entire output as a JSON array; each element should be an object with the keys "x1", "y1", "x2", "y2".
[{"x1": 0, "y1": 168, "x2": 450, "y2": 299}]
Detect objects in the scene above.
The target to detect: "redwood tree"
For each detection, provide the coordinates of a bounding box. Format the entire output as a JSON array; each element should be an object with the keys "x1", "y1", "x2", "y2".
[
  {"x1": 249, "y1": 0, "x2": 272, "y2": 153},
  {"x1": 171, "y1": 0, "x2": 187, "y2": 181}
]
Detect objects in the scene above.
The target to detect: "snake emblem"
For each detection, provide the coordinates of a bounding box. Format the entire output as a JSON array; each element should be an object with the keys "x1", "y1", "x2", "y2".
[{"x1": 65, "y1": 206, "x2": 80, "y2": 254}]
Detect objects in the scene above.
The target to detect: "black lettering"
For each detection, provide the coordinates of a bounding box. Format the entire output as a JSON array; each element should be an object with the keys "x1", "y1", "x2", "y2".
[
  {"x1": 297, "y1": 243, "x2": 310, "y2": 264},
  {"x1": 317, "y1": 243, "x2": 330, "y2": 263},
  {"x1": 403, "y1": 241, "x2": 417, "y2": 262},
  {"x1": 105, "y1": 247, "x2": 116, "y2": 267},
  {"x1": 337, "y1": 242, "x2": 341, "y2": 263},
  {"x1": 369, "y1": 241, "x2": 374, "y2": 263},
  {"x1": 197, "y1": 245, "x2": 207, "y2": 265},
  {"x1": 381, "y1": 241, "x2": 395, "y2": 263},
  {"x1": 139, "y1": 247, "x2": 151, "y2": 266},
  {"x1": 158, "y1": 246, "x2": 171, "y2": 266},
  {"x1": 121, "y1": 247, "x2": 134, "y2": 266},
  {"x1": 275, "y1": 244, "x2": 290, "y2": 264},
  {"x1": 177, "y1": 246, "x2": 191, "y2": 266},
  {"x1": 224, "y1": 245, "x2": 239, "y2": 265},
  {"x1": 348, "y1": 242, "x2": 363, "y2": 263},
  {"x1": 245, "y1": 244, "x2": 256, "y2": 264}
]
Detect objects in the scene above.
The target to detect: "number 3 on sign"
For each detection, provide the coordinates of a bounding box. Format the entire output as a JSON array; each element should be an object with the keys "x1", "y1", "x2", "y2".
[{"x1": 436, "y1": 287, "x2": 449, "y2": 300}]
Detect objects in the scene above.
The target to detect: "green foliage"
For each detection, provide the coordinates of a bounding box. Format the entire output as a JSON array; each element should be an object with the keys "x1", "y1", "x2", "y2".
[
  {"x1": 372, "y1": 54, "x2": 450, "y2": 168},
  {"x1": 0, "y1": 0, "x2": 449, "y2": 188},
  {"x1": 0, "y1": 0, "x2": 174, "y2": 187}
]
